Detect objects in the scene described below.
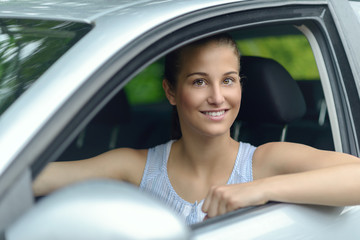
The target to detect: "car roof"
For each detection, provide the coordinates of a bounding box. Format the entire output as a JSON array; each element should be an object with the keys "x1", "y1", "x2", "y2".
[
  {"x1": 0, "y1": 0, "x2": 328, "y2": 23},
  {"x1": 0, "y1": 0, "x2": 247, "y2": 22},
  {"x1": 0, "y1": 0, "x2": 143, "y2": 22}
]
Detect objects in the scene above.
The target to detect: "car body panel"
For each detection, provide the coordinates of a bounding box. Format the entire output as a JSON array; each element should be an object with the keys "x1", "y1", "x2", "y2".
[
  {"x1": 0, "y1": 0, "x2": 244, "y2": 22},
  {"x1": 192, "y1": 204, "x2": 360, "y2": 239},
  {"x1": 7, "y1": 180, "x2": 190, "y2": 240},
  {"x1": 350, "y1": 1, "x2": 360, "y2": 24},
  {"x1": 327, "y1": 0, "x2": 360, "y2": 154}
]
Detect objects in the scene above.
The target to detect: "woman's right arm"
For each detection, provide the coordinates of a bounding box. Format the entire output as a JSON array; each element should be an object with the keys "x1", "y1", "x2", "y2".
[{"x1": 32, "y1": 148, "x2": 148, "y2": 196}]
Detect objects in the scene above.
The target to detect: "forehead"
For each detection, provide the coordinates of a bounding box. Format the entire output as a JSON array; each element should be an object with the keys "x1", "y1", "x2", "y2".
[
  {"x1": 179, "y1": 41, "x2": 240, "y2": 70},
  {"x1": 181, "y1": 40, "x2": 234, "y2": 56}
]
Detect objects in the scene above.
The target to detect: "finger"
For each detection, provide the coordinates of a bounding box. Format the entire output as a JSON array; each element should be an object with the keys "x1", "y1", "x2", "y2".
[
  {"x1": 208, "y1": 185, "x2": 231, "y2": 218},
  {"x1": 206, "y1": 196, "x2": 220, "y2": 218},
  {"x1": 218, "y1": 200, "x2": 228, "y2": 216},
  {"x1": 202, "y1": 186, "x2": 220, "y2": 218},
  {"x1": 217, "y1": 186, "x2": 237, "y2": 216},
  {"x1": 226, "y1": 198, "x2": 238, "y2": 213},
  {"x1": 202, "y1": 191, "x2": 212, "y2": 213},
  {"x1": 202, "y1": 185, "x2": 216, "y2": 213}
]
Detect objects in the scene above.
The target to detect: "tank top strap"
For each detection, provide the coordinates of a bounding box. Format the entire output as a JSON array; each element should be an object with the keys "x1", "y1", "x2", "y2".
[
  {"x1": 140, "y1": 140, "x2": 173, "y2": 188},
  {"x1": 228, "y1": 141, "x2": 257, "y2": 184}
]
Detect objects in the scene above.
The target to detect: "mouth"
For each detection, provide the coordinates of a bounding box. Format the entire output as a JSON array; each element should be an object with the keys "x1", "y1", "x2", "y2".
[
  {"x1": 203, "y1": 110, "x2": 226, "y2": 116},
  {"x1": 201, "y1": 109, "x2": 228, "y2": 120}
]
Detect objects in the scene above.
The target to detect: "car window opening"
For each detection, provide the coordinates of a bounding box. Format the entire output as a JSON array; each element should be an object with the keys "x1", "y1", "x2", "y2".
[{"x1": 57, "y1": 26, "x2": 334, "y2": 165}]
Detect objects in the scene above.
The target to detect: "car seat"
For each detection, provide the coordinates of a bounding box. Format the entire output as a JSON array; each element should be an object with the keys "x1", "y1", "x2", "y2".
[
  {"x1": 233, "y1": 56, "x2": 306, "y2": 146},
  {"x1": 286, "y1": 80, "x2": 334, "y2": 150}
]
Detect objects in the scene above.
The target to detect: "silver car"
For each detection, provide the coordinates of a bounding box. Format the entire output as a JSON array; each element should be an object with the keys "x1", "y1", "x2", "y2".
[{"x1": 1, "y1": 0, "x2": 360, "y2": 239}]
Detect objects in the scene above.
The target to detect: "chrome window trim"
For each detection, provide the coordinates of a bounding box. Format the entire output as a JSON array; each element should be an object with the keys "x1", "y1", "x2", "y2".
[
  {"x1": 329, "y1": 0, "x2": 360, "y2": 155},
  {"x1": 296, "y1": 24, "x2": 342, "y2": 152}
]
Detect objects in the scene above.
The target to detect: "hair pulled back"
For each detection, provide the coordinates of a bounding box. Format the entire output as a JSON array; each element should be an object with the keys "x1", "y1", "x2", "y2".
[{"x1": 164, "y1": 33, "x2": 241, "y2": 139}]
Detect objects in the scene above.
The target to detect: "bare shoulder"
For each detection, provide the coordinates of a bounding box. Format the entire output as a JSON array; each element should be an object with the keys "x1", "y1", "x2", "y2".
[
  {"x1": 253, "y1": 141, "x2": 360, "y2": 180},
  {"x1": 254, "y1": 142, "x2": 309, "y2": 159},
  {"x1": 252, "y1": 142, "x2": 283, "y2": 179},
  {"x1": 253, "y1": 142, "x2": 319, "y2": 179},
  {"x1": 96, "y1": 148, "x2": 148, "y2": 185}
]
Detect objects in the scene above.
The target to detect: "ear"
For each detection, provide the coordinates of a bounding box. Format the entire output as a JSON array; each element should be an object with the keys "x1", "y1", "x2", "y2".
[{"x1": 162, "y1": 79, "x2": 176, "y2": 105}]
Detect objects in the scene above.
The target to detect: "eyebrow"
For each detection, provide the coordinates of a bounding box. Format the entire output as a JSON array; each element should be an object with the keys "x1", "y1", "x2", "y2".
[
  {"x1": 185, "y1": 71, "x2": 238, "y2": 78},
  {"x1": 186, "y1": 72, "x2": 208, "y2": 78}
]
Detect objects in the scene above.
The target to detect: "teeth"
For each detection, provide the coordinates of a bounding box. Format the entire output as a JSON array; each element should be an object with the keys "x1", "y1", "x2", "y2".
[{"x1": 205, "y1": 110, "x2": 225, "y2": 117}]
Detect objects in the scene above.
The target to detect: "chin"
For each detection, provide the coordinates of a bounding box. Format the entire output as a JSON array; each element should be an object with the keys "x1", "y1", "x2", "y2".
[{"x1": 200, "y1": 128, "x2": 231, "y2": 138}]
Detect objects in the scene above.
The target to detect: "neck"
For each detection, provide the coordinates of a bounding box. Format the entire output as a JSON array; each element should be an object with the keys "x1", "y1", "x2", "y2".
[
  {"x1": 167, "y1": 132, "x2": 240, "y2": 203},
  {"x1": 171, "y1": 132, "x2": 239, "y2": 176}
]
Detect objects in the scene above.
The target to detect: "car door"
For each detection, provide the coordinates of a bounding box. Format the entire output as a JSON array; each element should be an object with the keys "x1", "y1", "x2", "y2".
[{"x1": 2, "y1": 0, "x2": 360, "y2": 239}]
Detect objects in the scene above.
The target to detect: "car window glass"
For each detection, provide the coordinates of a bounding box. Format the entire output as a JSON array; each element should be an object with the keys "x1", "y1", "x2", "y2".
[{"x1": 0, "y1": 19, "x2": 92, "y2": 116}]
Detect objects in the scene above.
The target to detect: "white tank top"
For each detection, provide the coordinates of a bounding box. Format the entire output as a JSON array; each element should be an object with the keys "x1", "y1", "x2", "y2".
[{"x1": 139, "y1": 140, "x2": 256, "y2": 225}]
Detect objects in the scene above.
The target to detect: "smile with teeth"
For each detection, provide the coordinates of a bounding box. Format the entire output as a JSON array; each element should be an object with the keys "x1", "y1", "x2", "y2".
[
  {"x1": 204, "y1": 110, "x2": 225, "y2": 116},
  {"x1": 202, "y1": 110, "x2": 227, "y2": 118}
]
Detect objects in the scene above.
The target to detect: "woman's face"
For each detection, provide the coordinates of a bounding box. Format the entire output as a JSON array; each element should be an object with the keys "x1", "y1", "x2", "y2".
[{"x1": 166, "y1": 41, "x2": 242, "y2": 138}]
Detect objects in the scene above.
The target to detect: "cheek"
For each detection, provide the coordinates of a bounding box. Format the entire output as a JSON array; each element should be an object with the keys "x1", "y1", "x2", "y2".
[
  {"x1": 237, "y1": 88, "x2": 242, "y2": 106},
  {"x1": 228, "y1": 87, "x2": 242, "y2": 105},
  {"x1": 228, "y1": 87, "x2": 242, "y2": 117},
  {"x1": 177, "y1": 88, "x2": 203, "y2": 110}
]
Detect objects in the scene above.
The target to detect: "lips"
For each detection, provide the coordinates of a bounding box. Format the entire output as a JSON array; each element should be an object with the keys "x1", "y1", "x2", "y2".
[
  {"x1": 201, "y1": 109, "x2": 227, "y2": 120},
  {"x1": 203, "y1": 110, "x2": 225, "y2": 117}
]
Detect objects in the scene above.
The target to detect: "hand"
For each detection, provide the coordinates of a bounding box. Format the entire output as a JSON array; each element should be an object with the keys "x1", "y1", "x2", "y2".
[{"x1": 202, "y1": 181, "x2": 268, "y2": 219}]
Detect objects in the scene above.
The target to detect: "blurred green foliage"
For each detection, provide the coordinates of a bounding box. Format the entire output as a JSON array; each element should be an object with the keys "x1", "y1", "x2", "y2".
[
  {"x1": 237, "y1": 35, "x2": 319, "y2": 80},
  {"x1": 0, "y1": 19, "x2": 91, "y2": 115},
  {"x1": 125, "y1": 61, "x2": 166, "y2": 105},
  {"x1": 125, "y1": 34, "x2": 319, "y2": 105}
]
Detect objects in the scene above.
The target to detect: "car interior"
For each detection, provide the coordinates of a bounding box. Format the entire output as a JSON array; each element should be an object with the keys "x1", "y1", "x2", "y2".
[{"x1": 56, "y1": 25, "x2": 334, "y2": 163}]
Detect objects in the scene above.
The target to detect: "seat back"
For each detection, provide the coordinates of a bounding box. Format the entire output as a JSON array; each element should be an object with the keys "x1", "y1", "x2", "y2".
[
  {"x1": 286, "y1": 80, "x2": 334, "y2": 150},
  {"x1": 234, "y1": 56, "x2": 306, "y2": 145}
]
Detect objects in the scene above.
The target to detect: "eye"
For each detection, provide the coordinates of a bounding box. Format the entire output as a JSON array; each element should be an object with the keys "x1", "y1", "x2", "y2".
[
  {"x1": 223, "y1": 77, "x2": 234, "y2": 85},
  {"x1": 193, "y1": 79, "x2": 206, "y2": 86}
]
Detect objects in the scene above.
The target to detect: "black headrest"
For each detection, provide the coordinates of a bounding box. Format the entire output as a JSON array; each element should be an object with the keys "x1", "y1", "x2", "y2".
[
  {"x1": 297, "y1": 80, "x2": 325, "y2": 121},
  {"x1": 237, "y1": 56, "x2": 306, "y2": 124}
]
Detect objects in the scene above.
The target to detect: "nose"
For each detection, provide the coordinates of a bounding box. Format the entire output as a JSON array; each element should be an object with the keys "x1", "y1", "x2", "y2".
[{"x1": 207, "y1": 85, "x2": 225, "y2": 105}]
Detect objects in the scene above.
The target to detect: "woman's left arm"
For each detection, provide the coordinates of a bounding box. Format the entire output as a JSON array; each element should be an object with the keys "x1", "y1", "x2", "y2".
[
  {"x1": 255, "y1": 142, "x2": 360, "y2": 206},
  {"x1": 202, "y1": 142, "x2": 360, "y2": 218}
]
